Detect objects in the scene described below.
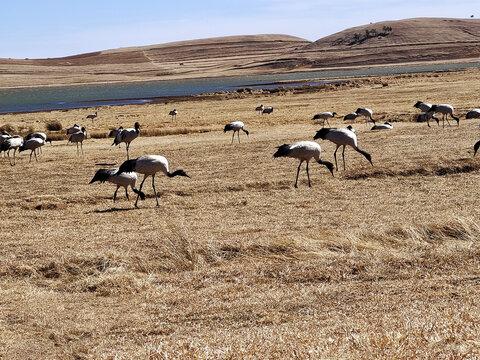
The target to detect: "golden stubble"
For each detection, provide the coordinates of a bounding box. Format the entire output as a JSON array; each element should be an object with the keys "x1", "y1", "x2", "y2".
[{"x1": 1, "y1": 68, "x2": 480, "y2": 359}]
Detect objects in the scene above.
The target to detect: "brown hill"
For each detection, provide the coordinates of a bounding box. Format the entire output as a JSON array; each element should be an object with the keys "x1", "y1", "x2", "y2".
[
  {"x1": 1, "y1": 18, "x2": 480, "y2": 88},
  {"x1": 278, "y1": 17, "x2": 480, "y2": 68}
]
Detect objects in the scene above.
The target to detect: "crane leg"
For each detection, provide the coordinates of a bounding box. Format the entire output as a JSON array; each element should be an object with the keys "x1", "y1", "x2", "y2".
[
  {"x1": 126, "y1": 143, "x2": 130, "y2": 160},
  {"x1": 238, "y1": 131, "x2": 241, "y2": 144},
  {"x1": 125, "y1": 187, "x2": 129, "y2": 200},
  {"x1": 231, "y1": 132, "x2": 235, "y2": 144},
  {"x1": 342, "y1": 145, "x2": 346, "y2": 171},
  {"x1": 151, "y1": 175, "x2": 159, "y2": 206},
  {"x1": 334, "y1": 145, "x2": 340, "y2": 171},
  {"x1": 306, "y1": 161, "x2": 311, "y2": 187},
  {"x1": 7, "y1": 149, "x2": 13, "y2": 166},
  {"x1": 135, "y1": 175, "x2": 148, "y2": 208},
  {"x1": 445, "y1": 114, "x2": 451, "y2": 127},
  {"x1": 113, "y1": 186, "x2": 119, "y2": 202},
  {"x1": 295, "y1": 160, "x2": 303, "y2": 188}
]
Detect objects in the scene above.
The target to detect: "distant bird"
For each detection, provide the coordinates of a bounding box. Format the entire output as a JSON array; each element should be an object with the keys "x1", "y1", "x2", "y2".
[
  {"x1": 68, "y1": 127, "x2": 87, "y2": 155},
  {"x1": 0, "y1": 135, "x2": 23, "y2": 165},
  {"x1": 86, "y1": 111, "x2": 98, "y2": 122},
  {"x1": 273, "y1": 141, "x2": 334, "y2": 188},
  {"x1": 312, "y1": 112, "x2": 337, "y2": 128},
  {"x1": 223, "y1": 121, "x2": 249, "y2": 144},
  {"x1": 417, "y1": 112, "x2": 440, "y2": 127},
  {"x1": 169, "y1": 109, "x2": 178, "y2": 120},
  {"x1": 355, "y1": 108, "x2": 376, "y2": 124},
  {"x1": 314, "y1": 127, "x2": 373, "y2": 171},
  {"x1": 255, "y1": 104, "x2": 265, "y2": 114},
  {"x1": 262, "y1": 106, "x2": 274, "y2": 115},
  {"x1": 474, "y1": 140, "x2": 480, "y2": 156},
  {"x1": 430, "y1": 104, "x2": 459, "y2": 127},
  {"x1": 117, "y1": 122, "x2": 141, "y2": 160},
  {"x1": 89, "y1": 168, "x2": 146, "y2": 202},
  {"x1": 25, "y1": 132, "x2": 52, "y2": 154},
  {"x1": 116, "y1": 155, "x2": 190, "y2": 208},
  {"x1": 343, "y1": 112, "x2": 360, "y2": 123},
  {"x1": 109, "y1": 126, "x2": 124, "y2": 147},
  {"x1": 346, "y1": 125, "x2": 356, "y2": 133},
  {"x1": 371, "y1": 122, "x2": 393, "y2": 130},
  {"x1": 19, "y1": 138, "x2": 45, "y2": 162},
  {"x1": 66, "y1": 124, "x2": 81, "y2": 135},
  {"x1": 466, "y1": 109, "x2": 480, "y2": 119},
  {"x1": 413, "y1": 101, "x2": 432, "y2": 113}
]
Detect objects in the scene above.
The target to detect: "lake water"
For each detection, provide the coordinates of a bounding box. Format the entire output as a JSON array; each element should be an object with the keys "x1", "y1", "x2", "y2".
[{"x1": 1, "y1": 61, "x2": 479, "y2": 114}]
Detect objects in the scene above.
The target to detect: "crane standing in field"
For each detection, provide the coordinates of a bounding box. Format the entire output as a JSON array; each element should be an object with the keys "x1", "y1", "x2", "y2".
[
  {"x1": 430, "y1": 104, "x2": 460, "y2": 127},
  {"x1": 314, "y1": 127, "x2": 373, "y2": 171},
  {"x1": 89, "y1": 167, "x2": 146, "y2": 202},
  {"x1": 18, "y1": 138, "x2": 46, "y2": 162},
  {"x1": 312, "y1": 112, "x2": 337, "y2": 128},
  {"x1": 114, "y1": 122, "x2": 141, "y2": 160},
  {"x1": 343, "y1": 112, "x2": 360, "y2": 123},
  {"x1": 1, "y1": 135, "x2": 24, "y2": 165},
  {"x1": 169, "y1": 109, "x2": 178, "y2": 120},
  {"x1": 273, "y1": 141, "x2": 334, "y2": 188},
  {"x1": 86, "y1": 111, "x2": 98, "y2": 123},
  {"x1": 68, "y1": 127, "x2": 87, "y2": 155},
  {"x1": 223, "y1": 121, "x2": 249, "y2": 144},
  {"x1": 355, "y1": 108, "x2": 376, "y2": 125},
  {"x1": 116, "y1": 155, "x2": 190, "y2": 208}
]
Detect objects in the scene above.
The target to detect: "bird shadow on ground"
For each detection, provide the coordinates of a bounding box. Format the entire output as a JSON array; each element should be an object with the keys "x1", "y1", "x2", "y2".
[{"x1": 88, "y1": 207, "x2": 135, "y2": 214}]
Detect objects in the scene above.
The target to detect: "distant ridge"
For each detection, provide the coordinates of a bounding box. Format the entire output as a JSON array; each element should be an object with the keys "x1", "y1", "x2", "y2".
[{"x1": 1, "y1": 18, "x2": 480, "y2": 88}]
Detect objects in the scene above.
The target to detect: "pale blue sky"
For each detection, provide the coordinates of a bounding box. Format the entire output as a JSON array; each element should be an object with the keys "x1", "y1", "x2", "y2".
[{"x1": 0, "y1": 0, "x2": 477, "y2": 59}]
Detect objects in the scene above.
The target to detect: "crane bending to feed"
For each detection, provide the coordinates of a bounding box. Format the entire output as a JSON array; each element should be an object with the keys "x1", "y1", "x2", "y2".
[{"x1": 273, "y1": 141, "x2": 334, "y2": 188}]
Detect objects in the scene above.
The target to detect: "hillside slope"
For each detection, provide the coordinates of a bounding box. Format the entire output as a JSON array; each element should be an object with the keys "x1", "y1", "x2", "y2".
[{"x1": 1, "y1": 18, "x2": 480, "y2": 88}]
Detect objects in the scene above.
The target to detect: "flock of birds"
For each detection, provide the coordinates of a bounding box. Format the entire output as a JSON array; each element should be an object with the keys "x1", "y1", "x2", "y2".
[{"x1": 2, "y1": 101, "x2": 480, "y2": 208}]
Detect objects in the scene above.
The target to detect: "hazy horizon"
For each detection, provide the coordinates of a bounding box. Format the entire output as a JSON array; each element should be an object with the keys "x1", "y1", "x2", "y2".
[{"x1": 1, "y1": 0, "x2": 478, "y2": 59}]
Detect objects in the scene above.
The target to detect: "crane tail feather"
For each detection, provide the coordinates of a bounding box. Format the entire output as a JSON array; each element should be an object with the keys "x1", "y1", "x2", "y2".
[
  {"x1": 117, "y1": 159, "x2": 137, "y2": 175},
  {"x1": 474, "y1": 140, "x2": 480, "y2": 157},
  {"x1": 273, "y1": 144, "x2": 291, "y2": 158}
]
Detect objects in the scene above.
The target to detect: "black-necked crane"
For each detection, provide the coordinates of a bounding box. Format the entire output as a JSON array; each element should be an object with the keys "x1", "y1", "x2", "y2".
[
  {"x1": 312, "y1": 112, "x2": 337, "y2": 128},
  {"x1": 343, "y1": 112, "x2": 360, "y2": 123},
  {"x1": 466, "y1": 109, "x2": 480, "y2": 119},
  {"x1": 68, "y1": 127, "x2": 87, "y2": 155},
  {"x1": 273, "y1": 141, "x2": 334, "y2": 188},
  {"x1": 116, "y1": 155, "x2": 190, "y2": 208},
  {"x1": 86, "y1": 111, "x2": 98, "y2": 122},
  {"x1": 417, "y1": 111, "x2": 440, "y2": 127},
  {"x1": 169, "y1": 109, "x2": 178, "y2": 120},
  {"x1": 0, "y1": 133, "x2": 12, "y2": 156},
  {"x1": 19, "y1": 138, "x2": 45, "y2": 162},
  {"x1": 1, "y1": 135, "x2": 24, "y2": 165},
  {"x1": 355, "y1": 108, "x2": 376, "y2": 125},
  {"x1": 66, "y1": 124, "x2": 81, "y2": 135},
  {"x1": 25, "y1": 132, "x2": 52, "y2": 154},
  {"x1": 262, "y1": 106, "x2": 274, "y2": 115},
  {"x1": 314, "y1": 127, "x2": 373, "y2": 171},
  {"x1": 413, "y1": 101, "x2": 432, "y2": 113},
  {"x1": 255, "y1": 104, "x2": 264, "y2": 114},
  {"x1": 109, "y1": 126, "x2": 124, "y2": 147},
  {"x1": 474, "y1": 140, "x2": 480, "y2": 156},
  {"x1": 371, "y1": 122, "x2": 393, "y2": 130},
  {"x1": 430, "y1": 104, "x2": 459, "y2": 127},
  {"x1": 223, "y1": 121, "x2": 249, "y2": 144},
  {"x1": 117, "y1": 122, "x2": 141, "y2": 160},
  {"x1": 89, "y1": 168, "x2": 146, "y2": 202}
]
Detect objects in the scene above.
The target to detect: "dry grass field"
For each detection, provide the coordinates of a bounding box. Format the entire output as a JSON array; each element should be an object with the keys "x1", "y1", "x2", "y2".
[{"x1": 2, "y1": 68, "x2": 480, "y2": 359}]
